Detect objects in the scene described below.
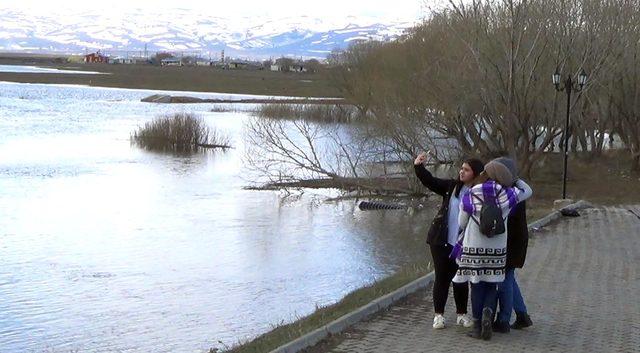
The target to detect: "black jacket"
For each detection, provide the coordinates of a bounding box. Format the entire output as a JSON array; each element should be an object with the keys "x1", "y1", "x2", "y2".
[
  {"x1": 414, "y1": 164, "x2": 463, "y2": 246},
  {"x1": 506, "y1": 201, "x2": 529, "y2": 268}
]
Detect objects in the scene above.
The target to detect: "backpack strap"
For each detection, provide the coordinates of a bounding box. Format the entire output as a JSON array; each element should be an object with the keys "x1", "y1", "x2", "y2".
[
  {"x1": 469, "y1": 193, "x2": 482, "y2": 226},
  {"x1": 469, "y1": 190, "x2": 507, "y2": 226},
  {"x1": 494, "y1": 188, "x2": 508, "y2": 222}
]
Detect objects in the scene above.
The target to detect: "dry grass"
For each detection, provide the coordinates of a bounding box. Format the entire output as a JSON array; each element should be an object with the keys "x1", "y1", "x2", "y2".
[
  {"x1": 0, "y1": 57, "x2": 340, "y2": 98},
  {"x1": 253, "y1": 103, "x2": 358, "y2": 123},
  {"x1": 210, "y1": 105, "x2": 239, "y2": 113},
  {"x1": 526, "y1": 149, "x2": 640, "y2": 212},
  {"x1": 131, "y1": 113, "x2": 230, "y2": 153}
]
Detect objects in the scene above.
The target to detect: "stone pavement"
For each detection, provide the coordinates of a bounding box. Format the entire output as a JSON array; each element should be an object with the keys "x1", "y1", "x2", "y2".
[{"x1": 317, "y1": 205, "x2": 640, "y2": 353}]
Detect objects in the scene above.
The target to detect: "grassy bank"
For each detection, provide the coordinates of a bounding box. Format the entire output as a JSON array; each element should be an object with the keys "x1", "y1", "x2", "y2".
[
  {"x1": 224, "y1": 262, "x2": 431, "y2": 353},
  {"x1": 524, "y1": 150, "x2": 640, "y2": 220},
  {"x1": 0, "y1": 55, "x2": 341, "y2": 98}
]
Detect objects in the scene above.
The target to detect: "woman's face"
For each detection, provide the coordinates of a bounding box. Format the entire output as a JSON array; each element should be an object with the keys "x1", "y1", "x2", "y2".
[{"x1": 459, "y1": 163, "x2": 475, "y2": 184}]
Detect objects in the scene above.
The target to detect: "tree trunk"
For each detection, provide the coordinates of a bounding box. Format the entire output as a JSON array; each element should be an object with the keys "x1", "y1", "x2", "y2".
[
  {"x1": 570, "y1": 128, "x2": 579, "y2": 153},
  {"x1": 631, "y1": 152, "x2": 640, "y2": 172}
]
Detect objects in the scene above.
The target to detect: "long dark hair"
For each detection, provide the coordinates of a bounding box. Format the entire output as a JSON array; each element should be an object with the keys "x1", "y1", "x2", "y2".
[{"x1": 454, "y1": 158, "x2": 485, "y2": 198}]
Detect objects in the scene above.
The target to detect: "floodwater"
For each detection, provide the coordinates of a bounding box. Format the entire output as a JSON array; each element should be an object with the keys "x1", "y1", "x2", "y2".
[
  {"x1": 0, "y1": 75, "x2": 438, "y2": 353},
  {"x1": 0, "y1": 65, "x2": 107, "y2": 75}
]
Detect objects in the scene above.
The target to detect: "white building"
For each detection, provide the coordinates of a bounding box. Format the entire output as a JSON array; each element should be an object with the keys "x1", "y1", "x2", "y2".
[
  {"x1": 111, "y1": 56, "x2": 134, "y2": 64},
  {"x1": 161, "y1": 58, "x2": 182, "y2": 66}
]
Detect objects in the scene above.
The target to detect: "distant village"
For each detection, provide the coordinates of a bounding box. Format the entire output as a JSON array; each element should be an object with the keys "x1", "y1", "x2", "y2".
[{"x1": 82, "y1": 49, "x2": 323, "y2": 73}]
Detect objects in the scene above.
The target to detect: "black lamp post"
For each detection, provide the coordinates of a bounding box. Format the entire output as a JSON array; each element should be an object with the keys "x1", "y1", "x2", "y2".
[{"x1": 553, "y1": 68, "x2": 588, "y2": 199}]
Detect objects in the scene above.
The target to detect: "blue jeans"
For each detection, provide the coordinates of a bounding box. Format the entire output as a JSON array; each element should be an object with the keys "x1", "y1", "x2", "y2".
[
  {"x1": 471, "y1": 282, "x2": 498, "y2": 321},
  {"x1": 496, "y1": 268, "x2": 528, "y2": 323}
]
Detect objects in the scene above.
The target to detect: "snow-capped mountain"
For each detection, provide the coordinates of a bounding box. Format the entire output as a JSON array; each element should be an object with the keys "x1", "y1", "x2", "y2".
[{"x1": 0, "y1": 8, "x2": 417, "y2": 58}]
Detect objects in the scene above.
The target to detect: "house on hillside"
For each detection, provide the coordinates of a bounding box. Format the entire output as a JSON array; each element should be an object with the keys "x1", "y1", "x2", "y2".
[{"x1": 84, "y1": 51, "x2": 109, "y2": 63}]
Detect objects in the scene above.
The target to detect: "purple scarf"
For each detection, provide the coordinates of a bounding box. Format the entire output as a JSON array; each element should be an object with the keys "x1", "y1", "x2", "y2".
[{"x1": 461, "y1": 180, "x2": 519, "y2": 216}]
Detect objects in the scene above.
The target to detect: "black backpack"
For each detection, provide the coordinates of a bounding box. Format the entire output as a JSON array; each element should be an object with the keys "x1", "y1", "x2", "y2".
[{"x1": 471, "y1": 193, "x2": 505, "y2": 237}]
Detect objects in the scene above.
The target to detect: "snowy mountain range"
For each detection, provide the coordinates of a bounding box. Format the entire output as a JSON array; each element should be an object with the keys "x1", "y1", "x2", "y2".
[{"x1": 0, "y1": 8, "x2": 418, "y2": 59}]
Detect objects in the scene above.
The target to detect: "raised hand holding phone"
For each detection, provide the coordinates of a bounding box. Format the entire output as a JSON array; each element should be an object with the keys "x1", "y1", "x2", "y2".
[{"x1": 414, "y1": 151, "x2": 430, "y2": 165}]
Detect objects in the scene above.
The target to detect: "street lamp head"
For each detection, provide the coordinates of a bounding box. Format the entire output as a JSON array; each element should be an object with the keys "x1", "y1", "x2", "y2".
[
  {"x1": 578, "y1": 69, "x2": 588, "y2": 87},
  {"x1": 552, "y1": 69, "x2": 561, "y2": 87}
]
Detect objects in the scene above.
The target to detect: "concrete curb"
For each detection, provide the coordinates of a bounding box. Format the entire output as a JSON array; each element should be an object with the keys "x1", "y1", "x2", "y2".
[
  {"x1": 268, "y1": 200, "x2": 593, "y2": 353},
  {"x1": 528, "y1": 200, "x2": 593, "y2": 232}
]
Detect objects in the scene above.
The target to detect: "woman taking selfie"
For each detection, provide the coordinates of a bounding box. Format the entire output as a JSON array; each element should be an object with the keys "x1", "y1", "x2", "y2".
[{"x1": 414, "y1": 152, "x2": 484, "y2": 329}]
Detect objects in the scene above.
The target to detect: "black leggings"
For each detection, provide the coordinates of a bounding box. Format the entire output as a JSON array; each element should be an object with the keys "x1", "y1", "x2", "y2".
[{"x1": 429, "y1": 243, "x2": 469, "y2": 314}]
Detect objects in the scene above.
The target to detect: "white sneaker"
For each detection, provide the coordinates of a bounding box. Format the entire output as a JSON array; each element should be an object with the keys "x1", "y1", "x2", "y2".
[
  {"x1": 456, "y1": 314, "x2": 474, "y2": 328},
  {"x1": 432, "y1": 314, "x2": 445, "y2": 329}
]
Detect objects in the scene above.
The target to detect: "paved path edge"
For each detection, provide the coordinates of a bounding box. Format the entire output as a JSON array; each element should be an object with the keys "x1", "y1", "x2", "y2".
[{"x1": 268, "y1": 200, "x2": 593, "y2": 353}]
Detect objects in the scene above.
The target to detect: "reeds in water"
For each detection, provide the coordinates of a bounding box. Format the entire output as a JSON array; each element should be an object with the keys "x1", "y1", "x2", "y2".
[
  {"x1": 253, "y1": 103, "x2": 357, "y2": 123},
  {"x1": 131, "y1": 113, "x2": 231, "y2": 153}
]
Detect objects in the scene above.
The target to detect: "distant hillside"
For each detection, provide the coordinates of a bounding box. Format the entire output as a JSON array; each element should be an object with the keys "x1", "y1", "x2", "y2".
[{"x1": 0, "y1": 9, "x2": 417, "y2": 59}]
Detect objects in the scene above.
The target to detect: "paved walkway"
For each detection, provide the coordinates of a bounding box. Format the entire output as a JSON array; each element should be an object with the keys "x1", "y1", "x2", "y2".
[{"x1": 317, "y1": 205, "x2": 640, "y2": 353}]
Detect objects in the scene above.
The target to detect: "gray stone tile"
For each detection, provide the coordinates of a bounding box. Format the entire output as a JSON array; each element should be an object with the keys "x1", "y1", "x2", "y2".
[{"x1": 318, "y1": 206, "x2": 640, "y2": 353}]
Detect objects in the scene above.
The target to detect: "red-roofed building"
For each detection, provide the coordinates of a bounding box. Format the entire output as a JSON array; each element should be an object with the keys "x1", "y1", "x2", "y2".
[{"x1": 84, "y1": 51, "x2": 109, "y2": 63}]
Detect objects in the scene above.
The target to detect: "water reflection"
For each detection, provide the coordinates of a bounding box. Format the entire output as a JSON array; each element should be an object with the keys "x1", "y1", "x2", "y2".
[{"x1": 0, "y1": 80, "x2": 438, "y2": 353}]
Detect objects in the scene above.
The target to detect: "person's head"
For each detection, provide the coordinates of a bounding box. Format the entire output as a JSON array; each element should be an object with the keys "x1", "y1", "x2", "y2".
[
  {"x1": 493, "y1": 157, "x2": 518, "y2": 179},
  {"x1": 458, "y1": 158, "x2": 484, "y2": 184},
  {"x1": 482, "y1": 161, "x2": 514, "y2": 187}
]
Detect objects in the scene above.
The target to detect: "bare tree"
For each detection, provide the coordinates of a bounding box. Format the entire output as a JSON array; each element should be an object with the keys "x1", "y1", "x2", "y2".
[
  {"x1": 303, "y1": 59, "x2": 322, "y2": 73},
  {"x1": 244, "y1": 117, "x2": 415, "y2": 194},
  {"x1": 328, "y1": 0, "x2": 633, "y2": 175}
]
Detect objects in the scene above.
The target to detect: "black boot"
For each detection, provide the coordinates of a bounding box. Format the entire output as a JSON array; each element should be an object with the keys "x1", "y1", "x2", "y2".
[
  {"x1": 481, "y1": 307, "x2": 493, "y2": 340},
  {"x1": 511, "y1": 312, "x2": 533, "y2": 329},
  {"x1": 467, "y1": 320, "x2": 481, "y2": 339},
  {"x1": 492, "y1": 320, "x2": 511, "y2": 333}
]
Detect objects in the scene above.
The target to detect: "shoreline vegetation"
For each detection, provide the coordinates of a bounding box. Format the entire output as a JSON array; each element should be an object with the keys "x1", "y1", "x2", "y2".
[
  {"x1": 131, "y1": 113, "x2": 231, "y2": 153},
  {"x1": 243, "y1": 174, "x2": 419, "y2": 196},
  {"x1": 252, "y1": 103, "x2": 357, "y2": 124},
  {"x1": 141, "y1": 94, "x2": 346, "y2": 105}
]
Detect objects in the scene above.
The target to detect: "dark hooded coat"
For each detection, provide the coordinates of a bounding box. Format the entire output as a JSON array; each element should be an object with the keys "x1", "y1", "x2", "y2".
[{"x1": 494, "y1": 157, "x2": 529, "y2": 268}]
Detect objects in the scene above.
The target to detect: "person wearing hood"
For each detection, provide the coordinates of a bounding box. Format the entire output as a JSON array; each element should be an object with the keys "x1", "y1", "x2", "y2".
[
  {"x1": 491, "y1": 157, "x2": 534, "y2": 332},
  {"x1": 414, "y1": 152, "x2": 484, "y2": 330},
  {"x1": 452, "y1": 161, "x2": 532, "y2": 340}
]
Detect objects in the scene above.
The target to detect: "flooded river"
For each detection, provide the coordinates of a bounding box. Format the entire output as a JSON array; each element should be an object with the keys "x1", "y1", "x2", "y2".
[{"x1": 0, "y1": 75, "x2": 438, "y2": 352}]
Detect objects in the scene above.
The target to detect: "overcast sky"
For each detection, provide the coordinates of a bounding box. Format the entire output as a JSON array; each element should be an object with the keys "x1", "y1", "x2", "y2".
[{"x1": 1, "y1": 0, "x2": 438, "y2": 22}]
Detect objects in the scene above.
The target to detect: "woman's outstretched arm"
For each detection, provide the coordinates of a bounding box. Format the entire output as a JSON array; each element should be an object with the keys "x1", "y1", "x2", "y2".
[
  {"x1": 514, "y1": 179, "x2": 533, "y2": 202},
  {"x1": 413, "y1": 152, "x2": 452, "y2": 197}
]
